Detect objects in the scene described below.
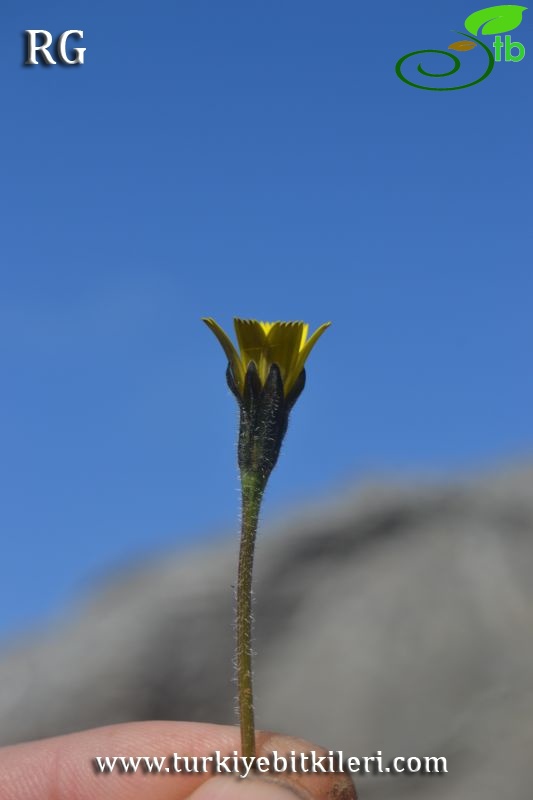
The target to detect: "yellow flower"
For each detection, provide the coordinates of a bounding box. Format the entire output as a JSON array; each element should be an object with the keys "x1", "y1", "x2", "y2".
[{"x1": 203, "y1": 318, "x2": 331, "y2": 397}]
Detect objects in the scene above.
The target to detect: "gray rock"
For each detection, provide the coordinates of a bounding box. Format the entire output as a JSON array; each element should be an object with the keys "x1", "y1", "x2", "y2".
[{"x1": 1, "y1": 464, "x2": 532, "y2": 799}]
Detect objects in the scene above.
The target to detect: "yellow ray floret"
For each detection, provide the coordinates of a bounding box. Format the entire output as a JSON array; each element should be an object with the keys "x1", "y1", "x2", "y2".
[{"x1": 203, "y1": 317, "x2": 330, "y2": 396}]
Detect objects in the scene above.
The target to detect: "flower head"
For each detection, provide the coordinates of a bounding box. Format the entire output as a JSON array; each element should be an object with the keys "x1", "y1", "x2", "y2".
[{"x1": 202, "y1": 317, "x2": 331, "y2": 398}]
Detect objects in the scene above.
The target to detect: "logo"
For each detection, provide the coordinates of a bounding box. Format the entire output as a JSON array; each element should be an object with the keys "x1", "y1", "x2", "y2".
[
  {"x1": 24, "y1": 30, "x2": 85, "y2": 66},
  {"x1": 396, "y1": 4, "x2": 527, "y2": 90}
]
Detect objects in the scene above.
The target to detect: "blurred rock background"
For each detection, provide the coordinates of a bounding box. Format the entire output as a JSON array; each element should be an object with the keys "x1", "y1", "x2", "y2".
[{"x1": 0, "y1": 464, "x2": 532, "y2": 799}]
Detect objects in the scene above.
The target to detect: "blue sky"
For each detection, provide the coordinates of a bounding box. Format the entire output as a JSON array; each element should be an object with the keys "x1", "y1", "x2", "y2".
[{"x1": 1, "y1": 1, "x2": 531, "y2": 639}]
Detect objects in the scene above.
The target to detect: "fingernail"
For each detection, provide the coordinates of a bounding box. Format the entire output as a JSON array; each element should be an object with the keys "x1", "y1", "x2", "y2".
[{"x1": 189, "y1": 774, "x2": 306, "y2": 800}]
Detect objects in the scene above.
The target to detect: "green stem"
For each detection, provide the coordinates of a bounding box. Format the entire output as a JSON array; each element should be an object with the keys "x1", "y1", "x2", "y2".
[{"x1": 236, "y1": 470, "x2": 266, "y2": 758}]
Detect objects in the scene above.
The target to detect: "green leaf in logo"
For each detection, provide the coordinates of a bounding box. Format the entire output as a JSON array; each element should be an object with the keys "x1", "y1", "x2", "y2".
[{"x1": 464, "y1": 4, "x2": 527, "y2": 35}]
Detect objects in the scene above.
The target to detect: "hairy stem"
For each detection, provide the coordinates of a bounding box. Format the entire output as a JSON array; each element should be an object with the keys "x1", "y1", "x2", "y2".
[{"x1": 236, "y1": 470, "x2": 266, "y2": 758}]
